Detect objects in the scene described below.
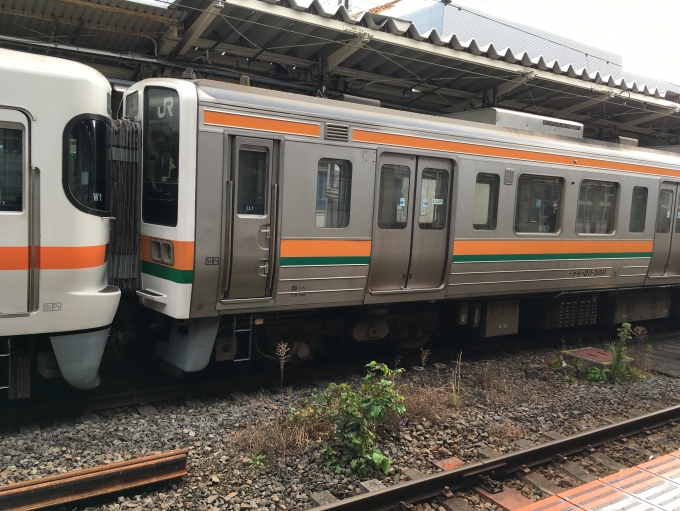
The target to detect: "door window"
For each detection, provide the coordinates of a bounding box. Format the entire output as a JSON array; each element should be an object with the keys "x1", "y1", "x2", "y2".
[
  {"x1": 143, "y1": 87, "x2": 180, "y2": 226},
  {"x1": 515, "y1": 175, "x2": 562, "y2": 233},
  {"x1": 237, "y1": 149, "x2": 268, "y2": 216},
  {"x1": 656, "y1": 189, "x2": 673, "y2": 233},
  {"x1": 316, "y1": 158, "x2": 352, "y2": 228},
  {"x1": 576, "y1": 180, "x2": 617, "y2": 234},
  {"x1": 0, "y1": 127, "x2": 22, "y2": 212},
  {"x1": 473, "y1": 173, "x2": 500, "y2": 230},
  {"x1": 418, "y1": 168, "x2": 448, "y2": 230},
  {"x1": 378, "y1": 164, "x2": 410, "y2": 229},
  {"x1": 629, "y1": 186, "x2": 648, "y2": 233}
]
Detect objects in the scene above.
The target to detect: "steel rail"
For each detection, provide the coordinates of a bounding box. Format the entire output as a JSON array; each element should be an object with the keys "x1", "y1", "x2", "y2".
[
  {"x1": 0, "y1": 449, "x2": 188, "y2": 511},
  {"x1": 314, "y1": 404, "x2": 680, "y2": 511}
]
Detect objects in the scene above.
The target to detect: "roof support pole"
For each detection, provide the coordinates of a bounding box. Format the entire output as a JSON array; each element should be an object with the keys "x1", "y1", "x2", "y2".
[
  {"x1": 559, "y1": 94, "x2": 609, "y2": 115},
  {"x1": 177, "y1": 3, "x2": 224, "y2": 56}
]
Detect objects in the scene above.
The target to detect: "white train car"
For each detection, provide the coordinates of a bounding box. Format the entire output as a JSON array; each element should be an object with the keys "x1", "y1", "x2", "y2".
[{"x1": 0, "y1": 49, "x2": 120, "y2": 390}]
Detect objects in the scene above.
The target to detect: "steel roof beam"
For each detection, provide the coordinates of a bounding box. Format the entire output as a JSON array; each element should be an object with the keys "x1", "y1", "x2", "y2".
[
  {"x1": 558, "y1": 94, "x2": 609, "y2": 115},
  {"x1": 445, "y1": 74, "x2": 529, "y2": 113},
  {"x1": 177, "y1": 2, "x2": 224, "y2": 56},
  {"x1": 326, "y1": 35, "x2": 365, "y2": 70},
  {"x1": 220, "y1": 0, "x2": 678, "y2": 112},
  {"x1": 50, "y1": 0, "x2": 179, "y2": 26},
  {"x1": 620, "y1": 109, "x2": 678, "y2": 127}
]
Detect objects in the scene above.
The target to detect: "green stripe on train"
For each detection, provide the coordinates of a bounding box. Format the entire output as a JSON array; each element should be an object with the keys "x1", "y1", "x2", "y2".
[
  {"x1": 281, "y1": 256, "x2": 371, "y2": 266},
  {"x1": 452, "y1": 252, "x2": 653, "y2": 263},
  {"x1": 141, "y1": 260, "x2": 194, "y2": 284}
]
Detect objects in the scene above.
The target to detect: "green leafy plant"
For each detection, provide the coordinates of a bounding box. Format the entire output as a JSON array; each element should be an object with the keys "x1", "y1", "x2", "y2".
[
  {"x1": 315, "y1": 361, "x2": 405, "y2": 476},
  {"x1": 249, "y1": 454, "x2": 265, "y2": 467},
  {"x1": 607, "y1": 323, "x2": 643, "y2": 382},
  {"x1": 586, "y1": 367, "x2": 609, "y2": 383}
]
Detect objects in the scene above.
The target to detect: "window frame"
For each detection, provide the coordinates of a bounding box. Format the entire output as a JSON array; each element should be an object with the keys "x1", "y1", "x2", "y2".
[
  {"x1": 473, "y1": 172, "x2": 500, "y2": 231},
  {"x1": 315, "y1": 157, "x2": 353, "y2": 229},
  {"x1": 513, "y1": 172, "x2": 564, "y2": 236},
  {"x1": 628, "y1": 186, "x2": 648, "y2": 234},
  {"x1": 0, "y1": 120, "x2": 26, "y2": 214},
  {"x1": 61, "y1": 113, "x2": 112, "y2": 217},
  {"x1": 575, "y1": 178, "x2": 619, "y2": 236}
]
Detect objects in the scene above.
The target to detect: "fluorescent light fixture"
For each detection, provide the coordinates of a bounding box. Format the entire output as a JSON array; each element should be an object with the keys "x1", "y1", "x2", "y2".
[{"x1": 126, "y1": 0, "x2": 170, "y2": 7}]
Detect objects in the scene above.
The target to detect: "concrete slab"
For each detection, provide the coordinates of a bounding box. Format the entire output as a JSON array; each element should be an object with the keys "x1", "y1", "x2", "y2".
[
  {"x1": 19, "y1": 423, "x2": 40, "y2": 434},
  {"x1": 478, "y1": 447, "x2": 501, "y2": 460},
  {"x1": 80, "y1": 413, "x2": 101, "y2": 423},
  {"x1": 513, "y1": 439, "x2": 535, "y2": 449},
  {"x1": 475, "y1": 485, "x2": 532, "y2": 511},
  {"x1": 229, "y1": 391, "x2": 248, "y2": 401},
  {"x1": 185, "y1": 398, "x2": 203, "y2": 408},
  {"x1": 403, "y1": 468, "x2": 425, "y2": 480},
  {"x1": 563, "y1": 347, "x2": 612, "y2": 369},
  {"x1": 136, "y1": 405, "x2": 157, "y2": 416},
  {"x1": 311, "y1": 490, "x2": 337, "y2": 506},
  {"x1": 441, "y1": 497, "x2": 475, "y2": 511},
  {"x1": 552, "y1": 461, "x2": 596, "y2": 483},
  {"x1": 540, "y1": 431, "x2": 566, "y2": 442},
  {"x1": 359, "y1": 479, "x2": 385, "y2": 492},
  {"x1": 520, "y1": 471, "x2": 562, "y2": 495},
  {"x1": 588, "y1": 451, "x2": 627, "y2": 472}
]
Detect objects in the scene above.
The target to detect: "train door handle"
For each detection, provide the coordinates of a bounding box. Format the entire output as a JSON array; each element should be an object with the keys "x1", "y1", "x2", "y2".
[
  {"x1": 258, "y1": 259, "x2": 269, "y2": 276},
  {"x1": 259, "y1": 225, "x2": 271, "y2": 241}
]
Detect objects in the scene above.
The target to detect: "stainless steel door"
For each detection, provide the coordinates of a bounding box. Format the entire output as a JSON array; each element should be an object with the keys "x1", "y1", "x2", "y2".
[
  {"x1": 0, "y1": 110, "x2": 29, "y2": 315},
  {"x1": 648, "y1": 182, "x2": 676, "y2": 277},
  {"x1": 226, "y1": 137, "x2": 274, "y2": 299},
  {"x1": 368, "y1": 154, "x2": 416, "y2": 291},
  {"x1": 408, "y1": 157, "x2": 452, "y2": 289},
  {"x1": 665, "y1": 186, "x2": 680, "y2": 275}
]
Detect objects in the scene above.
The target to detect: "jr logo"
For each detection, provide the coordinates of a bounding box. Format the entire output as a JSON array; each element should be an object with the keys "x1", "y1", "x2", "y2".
[{"x1": 157, "y1": 97, "x2": 174, "y2": 119}]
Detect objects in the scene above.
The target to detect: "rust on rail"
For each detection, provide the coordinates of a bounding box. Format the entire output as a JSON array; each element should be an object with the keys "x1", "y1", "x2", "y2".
[{"x1": 0, "y1": 448, "x2": 188, "y2": 511}]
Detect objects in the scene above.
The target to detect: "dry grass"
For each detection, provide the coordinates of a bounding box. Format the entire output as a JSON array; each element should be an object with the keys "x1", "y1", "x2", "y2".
[
  {"x1": 398, "y1": 384, "x2": 450, "y2": 424},
  {"x1": 237, "y1": 413, "x2": 332, "y2": 461},
  {"x1": 488, "y1": 420, "x2": 523, "y2": 443},
  {"x1": 478, "y1": 363, "x2": 528, "y2": 406}
]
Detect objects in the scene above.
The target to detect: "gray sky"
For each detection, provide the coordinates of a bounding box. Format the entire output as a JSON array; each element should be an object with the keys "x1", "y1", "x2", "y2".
[{"x1": 438, "y1": 0, "x2": 680, "y2": 86}]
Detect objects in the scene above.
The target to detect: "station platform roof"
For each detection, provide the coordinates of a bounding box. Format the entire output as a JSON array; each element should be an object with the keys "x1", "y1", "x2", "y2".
[{"x1": 2, "y1": 0, "x2": 680, "y2": 146}]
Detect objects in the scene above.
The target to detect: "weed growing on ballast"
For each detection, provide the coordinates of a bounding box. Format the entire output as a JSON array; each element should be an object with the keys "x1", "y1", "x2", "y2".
[{"x1": 276, "y1": 342, "x2": 290, "y2": 389}]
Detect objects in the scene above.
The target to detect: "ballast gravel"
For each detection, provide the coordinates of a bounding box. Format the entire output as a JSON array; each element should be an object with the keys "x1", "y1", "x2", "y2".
[{"x1": 0, "y1": 347, "x2": 679, "y2": 511}]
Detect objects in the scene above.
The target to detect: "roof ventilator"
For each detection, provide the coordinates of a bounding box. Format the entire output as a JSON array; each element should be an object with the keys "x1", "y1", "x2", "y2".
[{"x1": 325, "y1": 123, "x2": 350, "y2": 142}]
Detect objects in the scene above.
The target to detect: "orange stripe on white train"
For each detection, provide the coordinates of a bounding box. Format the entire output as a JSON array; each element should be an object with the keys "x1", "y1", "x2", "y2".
[{"x1": 0, "y1": 245, "x2": 107, "y2": 270}]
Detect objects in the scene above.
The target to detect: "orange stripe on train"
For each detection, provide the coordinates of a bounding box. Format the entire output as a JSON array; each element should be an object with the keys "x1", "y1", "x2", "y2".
[
  {"x1": 353, "y1": 130, "x2": 680, "y2": 178},
  {"x1": 0, "y1": 245, "x2": 107, "y2": 270},
  {"x1": 280, "y1": 239, "x2": 371, "y2": 258},
  {"x1": 140, "y1": 235, "x2": 195, "y2": 270},
  {"x1": 0, "y1": 247, "x2": 29, "y2": 270},
  {"x1": 204, "y1": 110, "x2": 320, "y2": 138},
  {"x1": 453, "y1": 239, "x2": 654, "y2": 256}
]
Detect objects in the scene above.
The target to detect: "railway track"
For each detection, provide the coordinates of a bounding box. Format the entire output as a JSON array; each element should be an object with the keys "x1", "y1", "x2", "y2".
[
  {"x1": 2, "y1": 319, "x2": 678, "y2": 428},
  {"x1": 312, "y1": 404, "x2": 680, "y2": 511}
]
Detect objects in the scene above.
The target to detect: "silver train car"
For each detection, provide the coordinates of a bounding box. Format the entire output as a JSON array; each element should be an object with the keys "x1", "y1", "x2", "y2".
[{"x1": 120, "y1": 77, "x2": 680, "y2": 375}]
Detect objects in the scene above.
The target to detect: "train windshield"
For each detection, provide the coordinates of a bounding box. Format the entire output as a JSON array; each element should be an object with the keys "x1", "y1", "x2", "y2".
[
  {"x1": 143, "y1": 87, "x2": 180, "y2": 227},
  {"x1": 64, "y1": 116, "x2": 112, "y2": 215}
]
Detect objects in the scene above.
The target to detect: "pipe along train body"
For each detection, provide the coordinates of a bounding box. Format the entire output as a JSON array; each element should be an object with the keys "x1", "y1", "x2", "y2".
[{"x1": 2, "y1": 48, "x2": 680, "y2": 395}]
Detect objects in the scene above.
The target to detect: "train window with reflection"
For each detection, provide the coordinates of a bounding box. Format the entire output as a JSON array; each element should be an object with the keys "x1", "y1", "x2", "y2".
[
  {"x1": 316, "y1": 158, "x2": 352, "y2": 228},
  {"x1": 0, "y1": 127, "x2": 23, "y2": 212},
  {"x1": 656, "y1": 189, "x2": 673, "y2": 233},
  {"x1": 378, "y1": 164, "x2": 410, "y2": 229},
  {"x1": 418, "y1": 168, "x2": 449, "y2": 230},
  {"x1": 143, "y1": 87, "x2": 179, "y2": 227},
  {"x1": 576, "y1": 180, "x2": 617, "y2": 234},
  {"x1": 629, "y1": 186, "x2": 648, "y2": 233},
  {"x1": 64, "y1": 116, "x2": 111, "y2": 215},
  {"x1": 514, "y1": 175, "x2": 562, "y2": 233},
  {"x1": 237, "y1": 148, "x2": 268, "y2": 216},
  {"x1": 473, "y1": 173, "x2": 499, "y2": 230}
]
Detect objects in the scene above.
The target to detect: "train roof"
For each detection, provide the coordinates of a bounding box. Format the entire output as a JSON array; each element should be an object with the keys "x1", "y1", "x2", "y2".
[{"x1": 195, "y1": 79, "x2": 680, "y2": 174}]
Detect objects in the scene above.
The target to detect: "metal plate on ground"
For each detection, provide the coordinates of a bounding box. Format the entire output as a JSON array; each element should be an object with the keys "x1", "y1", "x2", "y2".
[{"x1": 434, "y1": 456, "x2": 465, "y2": 470}]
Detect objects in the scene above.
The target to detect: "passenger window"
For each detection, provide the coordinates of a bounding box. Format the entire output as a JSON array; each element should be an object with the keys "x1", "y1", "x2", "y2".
[
  {"x1": 629, "y1": 186, "x2": 648, "y2": 233},
  {"x1": 675, "y1": 194, "x2": 680, "y2": 234},
  {"x1": 237, "y1": 148, "x2": 268, "y2": 216},
  {"x1": 473, "y1": 173, "x2": 499, "y2": 230},
  {"x1": 143, "y1": 87, "x2": 180, "y2": 227},
  {"x1": 419, "y1": 168, "x2": 449, "y2": 230},
  {"x1": 316, "y1": 158, "x2": 352, "y2": 228},
  {"x1": 0, "y1": 126, "x2": 23, "y2": 212},
  {"x1": 576, "y1": 180, "x2": 617, "y2": 234},
  {"x1": 656, "y1": 189, "x2": 673, "y2": 233},
  {"x1": 378, "y1": 164, "x2": 410, "y2": 229},
  {"x1": 514, "y1": 174, "x2": 562, "y2": 233}
]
